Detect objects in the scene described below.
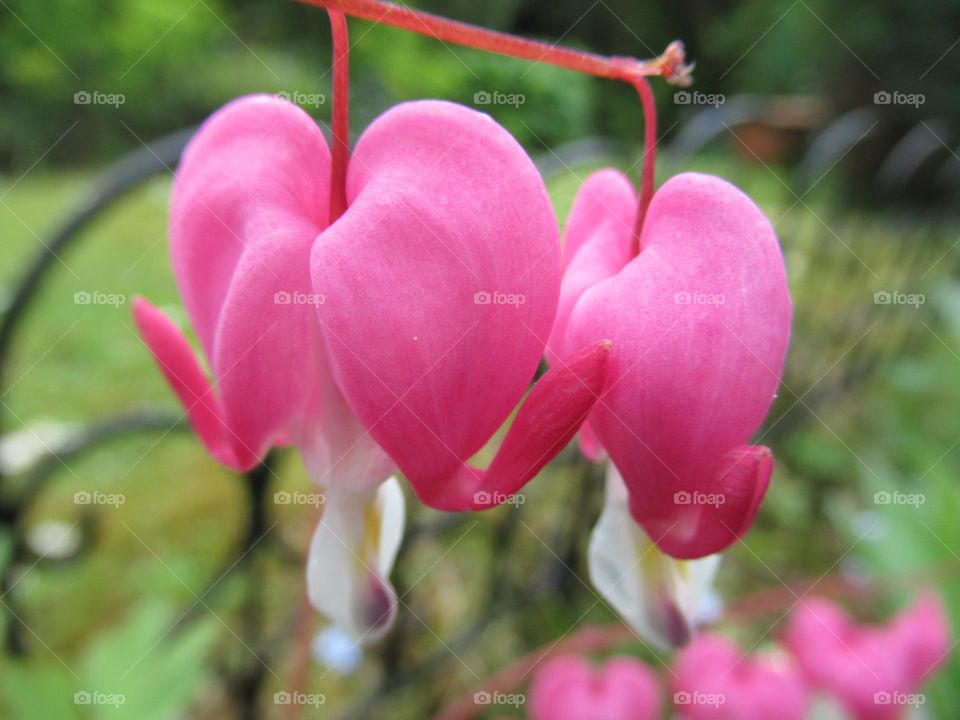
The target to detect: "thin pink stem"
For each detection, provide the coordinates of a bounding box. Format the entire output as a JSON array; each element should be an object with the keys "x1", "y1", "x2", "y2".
[
  {"x1": 300, "y1": 0, "x2": 691, "y2": 87},
  {"x1": 305, "y1": 0, "x2": 690, "y2": 241},
  {"x1": 328, "y1": 8, "x2": 350, "y2": 223},
  {"x1": 632, "y1": 78, "x2": 657, "y2": 254}
]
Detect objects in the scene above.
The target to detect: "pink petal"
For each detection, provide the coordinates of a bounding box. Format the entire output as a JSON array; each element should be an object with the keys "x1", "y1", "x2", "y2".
[
  {"x1": 421, "y1": 339, "x2": 611, "y2": 510},
  {"x1": 564, "y1": 172, "x2": 791, "y2": 558},
  {"x1": 890, "y1": 591, "x2": 952, "y2": 686},
  {"x1": 171, "y1": 94, "x2": 330, "y2": 356},
  {"x1": 786, "y1": 594, "x2": 952, "y2": 719},
  {"x1": 673, "y1": 634, "x2": 808, "y2": 720},
  {"x1": 530, "y1": 654, "x2": 661, "y2": 720},
  {"x1": 132, "y1": 298, "x2": 245, "y2": 469},
  {"x1": 639, "y1": 445, "x2": 773, "y2": 559},
  {"x1": 547, "y1": 169, "x2": 636, "y2": 364},
  {"x1": 311, "y1": 100, "x2": 570, "y2": 508},
  {"x1": 141, "y1": 94, "x2": 332, "y2": 465},
  {"x1": 578, "y1": 418, "x2": 606, "y2": 462}
]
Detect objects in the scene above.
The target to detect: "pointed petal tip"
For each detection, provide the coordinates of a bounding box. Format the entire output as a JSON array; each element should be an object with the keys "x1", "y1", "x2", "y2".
[
  {"x1": 132, "y1": 296, "x2": 253, "y2": 471},
  {"x1": 359, "y1": 572, "x2": 399, "y2": 643},
  {"x1": 410, "y1": 342, "x2": 611, "y2": 512},
  {"x1": 640, "y1": 444, "x2": 774, "y2": 560},
  {"x1": 660, "y1": 600, "x2": 693, "y2": 648}
]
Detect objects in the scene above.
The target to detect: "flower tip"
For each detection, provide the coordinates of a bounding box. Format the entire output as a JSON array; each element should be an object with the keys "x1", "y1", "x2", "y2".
[
  {"x1": 660, "y1": 598, "x2": 692, "y2": 647},
  {"x1": 599, "y1": 338, "x2": 614, "y2": 352},
  {"x1": 660, "y1": 41, "x2": 694, "y2": 87},
  {"x1": 753, "y1": 445, "x2": 773, "y2": 462},
  {"x1": 130, "y1": 295, "x2": 151, "y2": 318}
]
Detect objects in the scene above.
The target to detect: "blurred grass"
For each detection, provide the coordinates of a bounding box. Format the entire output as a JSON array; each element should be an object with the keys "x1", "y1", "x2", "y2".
[{"x1": 2, "y1": 156, "x2": 960, "y2": 717}]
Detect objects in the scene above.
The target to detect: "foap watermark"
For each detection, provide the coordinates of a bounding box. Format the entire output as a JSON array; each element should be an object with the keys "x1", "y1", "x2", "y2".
[
  {"x1": 74, "y1": 691, "x2": 126, "y2": 707},
  {"x1": 674, "y1": 490, "x2": 726, "y2": 508},
  {"x1": 473, "y1": 691, "x2": 526, "y2": 708},
  {"x1": 74, "y1": 290, "x2": 126, "y2": 307},
  {"x1": 473, "y1": 90, "x2": 525, "y2": 108},
  {"x1": 474, "y1": 290, "x2": 525, "y2": 307},
  {"x1": 273, "y1": 691, "x2": 326, "y2": 707},
  {"x1": 474, "y1": 490, "x2": 525, "y2": 508},
  {"x1": 674, "y1": 90, "x2": 725, "y2": 108},
  {"x1": 277, "y1": 90, "x2": 326, "y2": 107},
  {"x1": 274, "y1": 490, "x2": 325, "y2": 508},
  {"x1": 74, "y1": 491, "x2": 125, "y2": 508},
  {"x1": 674, "y1": 290, "x2": 725, "y2": 307},
  {"x1": 74, "y1": 90, "x2": 125, "y2": 108},
  {"x1": 874, "y1": 691, "x2": 924, "y2": 708},
  {"x1": 874, "y1": 490, "x2": 925, "y2": 508},
  {"x1": 873, "y1": 290, "x2": 924, "y2": 308},
  {"x1": 674, "y1": 691, "x2": 726, "y2": 708},
  {"x1": 873, "y1": 91, "x2": 925, "y2": 108},
  {"x1": 274, "y1": 291, "x2": 325, "y2": 306}
]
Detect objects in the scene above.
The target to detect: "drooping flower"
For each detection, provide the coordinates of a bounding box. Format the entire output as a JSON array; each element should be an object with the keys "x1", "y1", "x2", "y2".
[
  {"x1": 135, "y1": 94, "x2": 609, "y2": 641},
  {"x1": 784, "y1": 593, "x2": 951, "y2": 719},
  {"x1": 307, "y1": 99, "x2": 610, "y2": 513},
  {"x1": 132, "y1": 94, "x2": 400, "y2": 642},
  {"x1": 549, "y1": 169, "x2": 791, "y2": 560},
  {"x1": 548, "y1": 168, "x2": 790, "y2": 647},
  {"x1": 672, "y1": 633, "x2": 809, "y2": 720},
  {"x1": 529, "y1": 654, "x2": 661, "y2": 720}
]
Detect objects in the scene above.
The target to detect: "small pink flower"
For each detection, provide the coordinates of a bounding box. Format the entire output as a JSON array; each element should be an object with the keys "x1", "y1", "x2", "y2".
[
  {"x1": 672, "y1": 633, "x2": 809, "y2": 719},
  {"x1": 548, "y1": 170, "x2": 791, "y2": 559},
  {"x1": 529, "y1": 654, "x2": 661, "y2": 720},
  {"x1": 784, "y1": 593, "x2": 951, "y2": 719}
]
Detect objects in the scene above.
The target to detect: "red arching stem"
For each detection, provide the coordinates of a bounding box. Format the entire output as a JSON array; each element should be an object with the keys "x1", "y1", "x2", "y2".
[
  {"x1": 328, "y1": 8, "x2": 350, "y2": 224},
  {"x1": 305, "y1": 0, "x2": 691, "y2": 242},
  {"x1": 632, "y1": 78, "x2": 657, "y2": 255},
  {"x1": 299, "y1": 0, "x2": 692, "y2": 87}
]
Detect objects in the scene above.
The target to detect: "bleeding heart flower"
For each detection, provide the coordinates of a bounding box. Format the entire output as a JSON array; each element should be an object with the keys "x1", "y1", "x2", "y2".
[
  {"x1": 133, "y1": 95, "x2": 402, "y2": 642},
  {"x1": 308, "y1": 100, "x2": 610, "y2": 513},
  {"x1": 672, "y1": 633, "x2": 809, "y2": 720},
  {"x1": 588, "y1": 462, "x2": 721, "y2": 650},
  {"x1": 548, "y1": 169, "x2": 791, "y2": 560},
  {"x1": 134, "y1": 94, "x2": 609, "y2": 642},
  {"x1": 529, "y1": 654, "x2": 661, "y2": 720},
  {"x1": 784, "y1": 593, "x2": 951, "y2": 719}
]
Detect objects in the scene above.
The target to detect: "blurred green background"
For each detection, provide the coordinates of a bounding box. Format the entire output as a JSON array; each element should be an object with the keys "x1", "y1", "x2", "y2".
[{"x1": 1, "y1": 0, "x2": 958, "y2": 718}]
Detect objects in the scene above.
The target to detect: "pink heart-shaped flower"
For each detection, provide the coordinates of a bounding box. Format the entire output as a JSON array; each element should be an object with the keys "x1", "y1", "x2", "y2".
[
  {"x1": 529, "y1": 654, "x2": 661, "y2": 720},
  {"x1": 549, "y1": 170, "x2": 791, "y2": 558}
]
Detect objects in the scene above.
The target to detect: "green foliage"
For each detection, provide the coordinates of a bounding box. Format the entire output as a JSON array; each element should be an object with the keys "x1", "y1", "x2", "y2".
[
  {"x1": 0, "y1": 601, "x2": 219, "y2": 719},
  {"x1": 78, "y1": 602, "x2": 219, "y2": 720}
]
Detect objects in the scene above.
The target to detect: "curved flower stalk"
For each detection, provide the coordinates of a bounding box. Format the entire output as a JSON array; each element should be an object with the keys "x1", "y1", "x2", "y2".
[
  {"x1": 134, "y1": 92, "x2": 611, "y2": 638},
  {"x1": 784, "y1": 593, "x2": 951, "y2": 719},
  {"x1": 588, "y1": 463, "x2": 721, "y2": 650},
  {"x1": 672, "y1": 633, "x2": 809, "y2": 719},
  {"x1": 529, "y1": 654, "x2": 661, "y2": 720}
]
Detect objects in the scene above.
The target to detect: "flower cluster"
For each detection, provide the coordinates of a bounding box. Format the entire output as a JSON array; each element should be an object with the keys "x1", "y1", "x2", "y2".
[
  {"x1": 133, "y1": 0, "x2": 790, "y2": 649},
  {"x1": 530, "y1": 593, "x2": 950, "y2": 720}
]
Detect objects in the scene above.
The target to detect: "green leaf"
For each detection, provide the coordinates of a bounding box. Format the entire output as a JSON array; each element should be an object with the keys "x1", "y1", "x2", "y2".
[
  {"x1": 0, "y1": 660, "x2": 79, "y2": 720},
  {"x1": 78, "y1": 600, "x2": 219, "y2": 720}
]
